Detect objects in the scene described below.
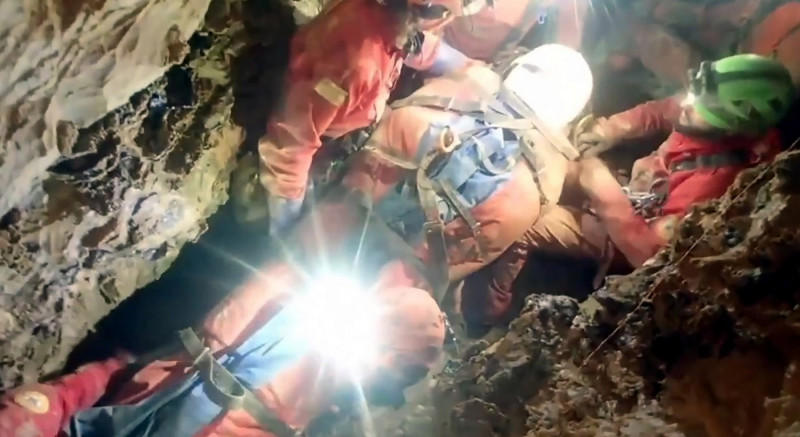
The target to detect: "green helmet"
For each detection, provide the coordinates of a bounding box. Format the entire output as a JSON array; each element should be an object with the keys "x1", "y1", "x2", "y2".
[{"x1": 687, "y1": 54, "x2": 795, "y2": 133}]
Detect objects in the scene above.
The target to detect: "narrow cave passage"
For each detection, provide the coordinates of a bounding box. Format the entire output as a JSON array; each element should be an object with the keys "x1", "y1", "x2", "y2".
[{"x1": 65, "y1": 202, "x2": 271, "y2": 369}]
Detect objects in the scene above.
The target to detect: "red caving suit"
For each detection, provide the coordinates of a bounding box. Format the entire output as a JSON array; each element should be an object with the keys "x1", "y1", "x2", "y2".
[{"x1": 463, "y1": 96, "x2": 781, "y2": 326}]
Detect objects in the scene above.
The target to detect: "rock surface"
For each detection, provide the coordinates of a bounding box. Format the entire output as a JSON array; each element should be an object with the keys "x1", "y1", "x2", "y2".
[
  {"x1": 0, "y1": 0, "x2": 248, "y2": 389},
  {"x1": 431, "y1": 150, "x2": 800, "y2": 437}
]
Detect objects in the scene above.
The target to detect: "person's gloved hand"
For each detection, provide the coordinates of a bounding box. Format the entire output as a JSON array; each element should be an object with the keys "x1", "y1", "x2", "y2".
[{"x1": 268, "y1": 194, "x2": 304, "y2": 237}]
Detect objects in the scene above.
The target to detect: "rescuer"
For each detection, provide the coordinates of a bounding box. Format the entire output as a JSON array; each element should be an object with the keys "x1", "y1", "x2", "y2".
[
  {"x1": 0, "y1": 281, "x2": 446, "y2": 436},
  {"x1": 410, "y1": 0, "x2": 590, "y2": 74},
  {"x1": 462, "y1": 53, "x2": 796, "y2": 329},
  {"x1": 251, "y1": 43, "x2": 593, "y2": 302},
  {"x1": 254, "y1": 0, "x2": 483, "y2": 235}
]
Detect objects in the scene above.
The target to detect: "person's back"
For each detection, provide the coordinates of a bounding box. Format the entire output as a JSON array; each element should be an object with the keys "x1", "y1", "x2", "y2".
[{"x1": 342, "y1": 66, "x2": 544, "y2": 280}]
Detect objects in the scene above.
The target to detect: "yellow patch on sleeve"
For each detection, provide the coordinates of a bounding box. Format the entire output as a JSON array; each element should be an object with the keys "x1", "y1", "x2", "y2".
[
  {"x1": 13, "y1": 391, "x2": 50, "y2": 415},
  {"x1": 314, "y1": 78, "x2": 348, "y2": 107}
]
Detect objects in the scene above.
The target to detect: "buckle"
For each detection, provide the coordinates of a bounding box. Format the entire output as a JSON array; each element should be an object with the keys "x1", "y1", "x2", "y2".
[{"x1": 423, "y1": 219, "x2": 446, "y2": 237}]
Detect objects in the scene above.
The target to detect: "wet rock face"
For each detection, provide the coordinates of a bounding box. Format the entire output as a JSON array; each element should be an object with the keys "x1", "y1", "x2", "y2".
[
  {"x1": 433, "y1": 150, "x2": 800, "y2": 437},
  {"x1": 435, "y1": 294, "x2": 579, "y2": 436},
  {"x1": 0, "y1": 0, "x2": 251, "y2": 388}
]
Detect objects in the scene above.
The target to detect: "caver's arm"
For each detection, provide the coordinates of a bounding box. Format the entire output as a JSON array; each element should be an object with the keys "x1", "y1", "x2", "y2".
[
  {"x1": 258, "y1": 76, "x2": 347, "y2": 201},
  {"x1": 0, "y1": 357, "x2": 127, "y2": 437},
  {"x1": 578, "y1": 158, "x2": 665, "y2": 267},
  {"x1": 597, "y1": 95, "x2": 682, "y2": 142},
  {"x1": 578, "y1": 95, "x2": 683, "y2": 156},
  {"x1": 258, "y1": 67, "x2": 384, "y2": 234}
]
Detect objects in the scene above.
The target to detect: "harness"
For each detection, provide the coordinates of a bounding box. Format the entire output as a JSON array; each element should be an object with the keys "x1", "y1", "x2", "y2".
[
  {"x1": 623, "y1": 179, "x2": 668, "y2": 220},
  {"x1": 316, "y1": 124, "x2": 378, "y2": 188},
  {"x1": 177, "y1": 329, "x2": 300, "y2": 437},
  {"x1": 624, "y1": 149, "x2": 749, "y2": 218},
  {"x1": 668, "y1": 149, "x2": 749, "y2": 172},
  {"x1": 360, "y1": 85, "x2": 578, "y2": 302}
]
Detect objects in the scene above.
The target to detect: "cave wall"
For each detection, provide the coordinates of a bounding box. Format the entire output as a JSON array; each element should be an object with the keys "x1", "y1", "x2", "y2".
[
  {"x1": 432, "y1": 150, "x2": 800, "y2": 437},
  {"x1": 0, "y1": 0, "x2": 250, "y2": 389}
]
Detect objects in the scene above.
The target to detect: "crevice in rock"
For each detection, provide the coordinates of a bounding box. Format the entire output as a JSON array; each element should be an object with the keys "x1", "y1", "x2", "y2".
[
  {"x1": 62, "y1": 0, "x2": 297, "y2": 372},
  {"x1": 0, "y1": 0, "x2": 251, "y2": 389}
]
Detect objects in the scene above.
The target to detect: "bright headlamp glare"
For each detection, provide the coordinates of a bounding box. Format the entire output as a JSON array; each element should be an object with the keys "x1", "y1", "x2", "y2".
[{"x1": 288, "y1": 274, "x2": 380, "y2": 377}]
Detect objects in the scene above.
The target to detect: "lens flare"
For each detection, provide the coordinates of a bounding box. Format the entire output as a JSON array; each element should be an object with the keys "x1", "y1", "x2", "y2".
[{"x1": 289, "y1": 274, "x2": 380, "y2": 377}]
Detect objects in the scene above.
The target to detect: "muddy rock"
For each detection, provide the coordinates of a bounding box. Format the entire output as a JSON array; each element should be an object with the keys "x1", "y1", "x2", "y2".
[
  {"x1": 0, "y1": 0, "x2": 252, "y2": 388},
  {"x1": 434, "y1": 294, "x2": 580, "y2": 436},
  {"x1": 432, "y1": 151, "x2": 800, "y2": 437}
]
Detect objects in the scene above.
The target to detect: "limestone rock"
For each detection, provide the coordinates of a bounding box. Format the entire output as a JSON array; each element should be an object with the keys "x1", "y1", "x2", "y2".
[
  {"x1": 432, "y1": 150, "x2": 800, "y2": 437},
  {"x1": 0, "y1": 0, "x2": 248, "y2": 388}
]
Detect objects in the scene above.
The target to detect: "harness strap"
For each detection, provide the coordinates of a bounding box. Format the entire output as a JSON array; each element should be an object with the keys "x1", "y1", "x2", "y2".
[
  {"x1": 388, "y1": 93, "x2": 552, "y2": 204},
  {"x1": 416, "y1": 153, "x2": 452, "y2": 303},
  {"x1": 344, "y1": 188, "x2": 450, "y2": 303},
  {"x1": 390, "y1": 91, "x2": 580, "y2": 163},
  {"x1": 669, "y1": 150, "x2": 749, "y2": 172},
  {"x1": 341, "y1": 124, "x2": 378, "y2": 155},
  {"x1": 178, "y1": 328, "x2": 298, "y2": 437},
  {"x1": 438, "y1": 179, "x2": 489, "y2": 261},
  {"x1": 517, "y1": 133, "x2": 549, "y2": 205},
  {"x1": 497, "y1": 87, "x2": 580, "y2": 160},
  {"x1": 316, "y1": 125, "x2": 380, "y2": 191},
  {"x1": 361, "y1": 139, "x2": 490, "y2": 283}
]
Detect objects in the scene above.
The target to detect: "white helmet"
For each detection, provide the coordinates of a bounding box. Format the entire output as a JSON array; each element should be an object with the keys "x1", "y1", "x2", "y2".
[{"x1": 502, "y1": 44, "x2": 593, "y2": 130}]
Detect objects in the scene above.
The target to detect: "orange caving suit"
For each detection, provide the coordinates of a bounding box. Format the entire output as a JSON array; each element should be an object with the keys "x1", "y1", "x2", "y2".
[
  {"x1": 258, "y1": 0, "x2": 452, "y2": 202},
  {"x1": 0, "y1": 67, "x2": 568, "y2": 437},
  {"x1": 462, "y1": 96, "x2": 782, "y2": 327},
  {"x1": 259, "y1": 0, "x2": 405, "y2": 201}
]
